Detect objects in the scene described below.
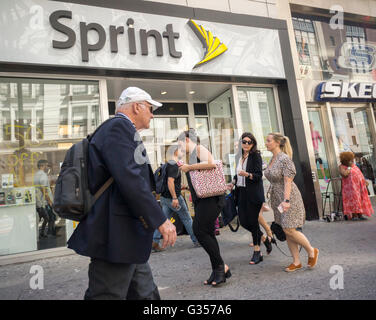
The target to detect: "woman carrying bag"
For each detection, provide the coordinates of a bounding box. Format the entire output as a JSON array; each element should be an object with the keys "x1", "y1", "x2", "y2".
[
  {"x1": 264, "y1": 132, "x2": 319, "y2": 272},
  {"x1": 229, "y1": 133, "x2": 272, "y2": 265},
  {"x1": 178, "y1": 129, "x2": 231, "y2": 287}
]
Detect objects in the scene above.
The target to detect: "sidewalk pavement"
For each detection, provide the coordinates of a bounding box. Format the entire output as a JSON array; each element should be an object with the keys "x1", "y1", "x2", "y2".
[{"x1": 1, "y1": 212, "x2": 376, "y2": 300}]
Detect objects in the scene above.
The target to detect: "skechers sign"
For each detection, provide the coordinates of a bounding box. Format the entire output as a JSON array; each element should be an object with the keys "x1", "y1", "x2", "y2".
[{"x1": 315, "y1": 82, "x2": 376, "y2": 102}]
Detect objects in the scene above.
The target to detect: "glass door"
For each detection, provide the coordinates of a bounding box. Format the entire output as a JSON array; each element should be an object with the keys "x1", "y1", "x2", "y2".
[
  {"x1": 331, "y1": 105, "x2": 376, "y2": 196},
  {"x1": 236, "y1": 86, "x2": 280, "y2": 196},
  {"x1": 208, "y1": 90, "x2": 236, "y2": 181},
  {"x1": 307, "y1": 109, "x2": 331, "y2": 193}
]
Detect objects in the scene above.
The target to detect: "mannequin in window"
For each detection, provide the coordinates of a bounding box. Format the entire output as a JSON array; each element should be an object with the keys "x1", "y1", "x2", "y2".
[{"x1": 310, "y1": 121, "x2": 328, "y2": 183}]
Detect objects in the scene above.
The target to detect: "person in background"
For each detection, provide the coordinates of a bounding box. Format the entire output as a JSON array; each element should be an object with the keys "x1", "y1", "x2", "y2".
[
  {"x1": 229, "y1": 132, "x2": 271, "y2": 265},
  {"x1": 178, "y1": 129, "x2": 231, "y2": 287},
  {"x1": 264, "y1": 133, "x2": 319, "y2": 272},
  {"x1": 152, "y1": 145, "x2": 200, "y2": 252},
  {"x1": 339, "y1": 152, "x2": 374, "y2": 221},
  {"x1": 34, "y1": 159, "x2": 55, "y2": 238}
]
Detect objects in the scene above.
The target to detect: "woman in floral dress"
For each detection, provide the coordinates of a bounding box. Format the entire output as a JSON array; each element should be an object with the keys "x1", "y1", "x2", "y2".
[
  {"x1": 339, "y1": 152, "x2": 374, "y2": 220},
  {"x1": 264, "y1": 133, "x2": 319, "y2": 272}
]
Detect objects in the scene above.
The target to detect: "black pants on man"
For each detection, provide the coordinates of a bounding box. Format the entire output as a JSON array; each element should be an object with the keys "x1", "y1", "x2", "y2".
[{"x1": 84, "y1": 258, "x2": 161, "y2": 300}]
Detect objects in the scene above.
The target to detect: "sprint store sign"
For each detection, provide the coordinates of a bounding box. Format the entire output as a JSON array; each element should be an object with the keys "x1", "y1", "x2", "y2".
[{"x1": 0, "y1": 0, "x2": 285, "y2": 78}]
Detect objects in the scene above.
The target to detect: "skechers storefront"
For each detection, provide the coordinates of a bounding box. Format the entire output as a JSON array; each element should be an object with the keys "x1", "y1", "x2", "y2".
[
  {"x1": 0, "y1": 0, "x2": 318, "y2": 263},
  {"x1": 291, "y1": 5, "x2": 376, "y2": 217}
]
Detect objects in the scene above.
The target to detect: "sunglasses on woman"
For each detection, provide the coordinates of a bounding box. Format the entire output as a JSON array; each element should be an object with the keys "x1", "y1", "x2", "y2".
[{"x1": 242, "y1": 140, "x2": 253, "y2": 145}]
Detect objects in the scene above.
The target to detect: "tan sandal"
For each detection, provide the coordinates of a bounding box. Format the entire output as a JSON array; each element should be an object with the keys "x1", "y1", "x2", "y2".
[
  {"x1": 307, "y1": 248, "x2": 319, "y2": 269},
  {"x1": 285, "y1": 263, "x2": 302, "y2": 272}
]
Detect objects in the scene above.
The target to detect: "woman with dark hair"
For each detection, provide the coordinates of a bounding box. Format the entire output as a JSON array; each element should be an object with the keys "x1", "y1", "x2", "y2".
[
  {"x1": 178, "y1": 129, "x2": 231, "y2": 287},
  {"x1": 339, "y1": 151, "x2": 374, "y2": 220},
  {"x1": 229, "y1": 133, "x2": 271, "y2": 264}
]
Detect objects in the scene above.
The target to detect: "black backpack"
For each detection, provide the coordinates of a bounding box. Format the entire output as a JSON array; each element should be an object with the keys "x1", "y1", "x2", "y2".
[
  {"x1": 53, "y1": 117, "x2": 120, "y2": 221},
  {"x1": 154, "y1": 163, "x2": 168, "y2": 194}
]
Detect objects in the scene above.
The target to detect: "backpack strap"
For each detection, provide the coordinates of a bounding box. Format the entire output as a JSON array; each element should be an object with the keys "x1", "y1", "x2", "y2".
[
  {"x1": 87, "y1": 115, "x2": 124, "y2": 142},
  {"x1": 89, "y1": 116, "x2": 123, "y2": 200},
  {"x1": 94, "y1": 177, "x2": 114, "y2": 200}
]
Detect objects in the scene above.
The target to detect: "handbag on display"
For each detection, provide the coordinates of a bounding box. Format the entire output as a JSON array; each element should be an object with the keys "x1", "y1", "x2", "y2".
[{"x1": 189, "y1": 160, "x2": 227, "y2": 198}]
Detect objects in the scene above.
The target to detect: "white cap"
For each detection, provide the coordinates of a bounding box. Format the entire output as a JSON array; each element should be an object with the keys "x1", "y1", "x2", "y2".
[{"x1": 117, "y1": 87, "x2": 162, "y2": 111}]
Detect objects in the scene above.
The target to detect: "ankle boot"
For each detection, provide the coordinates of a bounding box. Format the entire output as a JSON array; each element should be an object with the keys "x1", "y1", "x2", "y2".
[
  {"x1": 212, "y1": 264, "x2": 226, "y2": 287},
  {"x1": 249, "y1": 251, "x2": 263, "y2": 265}
]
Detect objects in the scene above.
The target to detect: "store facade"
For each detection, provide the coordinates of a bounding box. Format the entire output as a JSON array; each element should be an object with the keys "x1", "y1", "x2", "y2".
[
  {"x1": 290, "y1": 5, "x2": 376, "y2": 217},
  {"x1": 0, "y1": 0, "x2": 317, "y2": 263}
]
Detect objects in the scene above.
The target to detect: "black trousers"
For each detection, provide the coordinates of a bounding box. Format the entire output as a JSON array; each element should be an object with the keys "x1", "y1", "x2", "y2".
[
  {"x1": 192, "y1": 196, "x2": 225, "y2": 270},
  {"x1": 84, "y1": 258, "x2": 161, "y2": 300},
  {"x1": 36, "y1": 207, "x2": 49, "y2": 236},
  {"x1": 238, "y1": 187, "x2": 263, "y2": 246}
]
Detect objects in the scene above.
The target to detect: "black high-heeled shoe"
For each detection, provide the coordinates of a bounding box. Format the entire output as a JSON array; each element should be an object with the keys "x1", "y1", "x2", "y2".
[
  {"x1": 263, "y1": 236, "x2": 273, "y2": 254},
  {"x1": 205, "y1": 268, "x2": 231, "y2": 285},
  {"x1": 249, "y1": 250, "x2": 263, "y2": 265},
  {"x1": 211, "y1": 265, "x2": 231, "y2": 287}
]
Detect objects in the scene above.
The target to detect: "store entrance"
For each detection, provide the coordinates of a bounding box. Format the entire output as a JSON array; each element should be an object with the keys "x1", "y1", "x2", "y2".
[
  {"x1": 308, "y1": 103, "x2": 376, "y2": 217},
  {"x1": 106, "y1": 78, "x2": 236, "y2": 176}
]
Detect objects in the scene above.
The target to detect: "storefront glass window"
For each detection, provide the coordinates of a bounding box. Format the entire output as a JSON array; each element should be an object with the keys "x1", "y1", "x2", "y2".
[
  {"x1": 236, "y1": 87, "x2": 280, "y2": 195},
  {"x1": 195, "y1": 117, "x2": 211, "y2": 151},
  {"x1": 291, "y1": 14, "x2": 376, "y2": 81},
  {"x1": 141, "y1": 117, "x2": 189, "y2": 170},
  {"x1": 308, "y1": 110, "x2": 331, "y2": 192},
  {"x1": 0, "y1": 77, "x2": 100, "y2": 256},
  {"x1": 208, "y1": 90, "x2": 236, "y2": 180},
  {"x1": 332, "y1": 106, "x2": 376, "y2": 196}
]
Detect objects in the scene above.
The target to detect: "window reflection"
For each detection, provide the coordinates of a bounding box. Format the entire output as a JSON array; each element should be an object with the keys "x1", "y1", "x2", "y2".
[{"x1": 0, "y1": 77, "x2": 100, "y2": 256}]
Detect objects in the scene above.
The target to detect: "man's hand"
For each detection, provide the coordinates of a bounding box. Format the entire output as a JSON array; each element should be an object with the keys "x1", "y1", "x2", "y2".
[
  {"x1": 172, "y1": 199, "x2": 180, "y2": 209},
  {"x1": 158, "y1": 219, "x2": 177, "y2": 249}
]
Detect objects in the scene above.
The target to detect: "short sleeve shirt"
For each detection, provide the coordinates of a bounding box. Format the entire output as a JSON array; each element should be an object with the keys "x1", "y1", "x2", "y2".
[
  {"x1": 33, "y1": 170, "x2": 50, "y2": 208},
  {"x1": 162, "y1": 162, "x2": 181, "y2": 199}
]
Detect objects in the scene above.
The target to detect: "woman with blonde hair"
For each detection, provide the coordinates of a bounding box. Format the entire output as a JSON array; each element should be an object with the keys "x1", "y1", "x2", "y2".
[{"x1": 264, "y1": 133, "x2": 319, "y2": 272}]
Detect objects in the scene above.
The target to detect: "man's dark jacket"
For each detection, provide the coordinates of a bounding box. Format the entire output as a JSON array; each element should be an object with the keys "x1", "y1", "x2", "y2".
[{"x1": 67, "y1": 116, "x2": 166, "y2": 264}]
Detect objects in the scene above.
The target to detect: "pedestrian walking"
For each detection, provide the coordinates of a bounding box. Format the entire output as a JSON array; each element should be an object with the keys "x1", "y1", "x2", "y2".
[
  {"x1": 339, "y1": 151, "x2": 374, "y2": 221},
  {"x1": 264, "y1": 133, "x2": 319, "y2": 272},
  {"x1": 229, "y1": 133, "x2": 272, "y2": 265},
  {"x1": 67, "y1": 87, "x2": 177, "y2": 300},
  {"x1": 152, "y1": 145, "x2": 200, "y2": 251},
  {"x1": 34, "y1": 160, "x2": 55, "y2": 238},
  {"x1": 178, "y1": 129, "x2": 231, "y2": 287}
]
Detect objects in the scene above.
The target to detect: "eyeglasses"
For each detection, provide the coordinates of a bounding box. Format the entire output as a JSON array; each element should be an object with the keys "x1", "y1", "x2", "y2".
[
  {"x1": 138, "y1": 103, "x2": 153, "y2": 114},
  {"x1": 242, "y1": 140, "x2": 253, "y2": 145}
]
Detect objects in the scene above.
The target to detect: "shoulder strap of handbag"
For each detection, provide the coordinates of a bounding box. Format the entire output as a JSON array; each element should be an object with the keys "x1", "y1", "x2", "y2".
[{"x1": 272, "y1": 236, "x2": 303, "y2": 257}]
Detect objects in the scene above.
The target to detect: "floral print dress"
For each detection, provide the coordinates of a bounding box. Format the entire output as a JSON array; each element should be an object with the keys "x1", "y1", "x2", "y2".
[
  {"x1": 341, "y1": 164, "x2": 374, "y2": 217},
  {"x1": 264, "y1": 152, "x2": 305, "y2": 229}
]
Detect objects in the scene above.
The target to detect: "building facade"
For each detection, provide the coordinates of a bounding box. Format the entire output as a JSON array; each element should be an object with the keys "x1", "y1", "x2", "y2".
[{"x1": 0, "y1": 0, "x2": 375, "y2": 264}]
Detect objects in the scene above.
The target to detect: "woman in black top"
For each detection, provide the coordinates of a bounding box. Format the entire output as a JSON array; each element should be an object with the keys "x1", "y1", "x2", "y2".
[
  {"x1": 230, "y1": 132, "x2": 272, "y2": 264},
  {"x1": 178, "y1": 129, "x2": 231, "y2": 287}
]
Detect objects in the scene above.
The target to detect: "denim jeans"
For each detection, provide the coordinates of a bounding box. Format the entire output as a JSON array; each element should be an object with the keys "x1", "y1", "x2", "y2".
[{"x1": 153, "y1": 195, "x2": 198, "y2": 244}]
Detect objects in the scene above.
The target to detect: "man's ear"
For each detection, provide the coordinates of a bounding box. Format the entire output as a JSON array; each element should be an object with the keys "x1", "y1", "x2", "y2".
[{"x1": 132, "y1": 102, "x2": 140, "y2": 115}]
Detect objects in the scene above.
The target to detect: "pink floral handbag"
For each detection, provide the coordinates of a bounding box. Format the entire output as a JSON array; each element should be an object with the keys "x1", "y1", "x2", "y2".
[{"x1": 189, "y1": 160, "x2": 227, "y2": 198}]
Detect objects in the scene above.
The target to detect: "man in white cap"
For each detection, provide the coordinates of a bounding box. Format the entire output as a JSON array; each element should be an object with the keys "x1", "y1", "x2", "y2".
[{"x1": 68, "y1": 87, "x2": 176, "y2": 300}]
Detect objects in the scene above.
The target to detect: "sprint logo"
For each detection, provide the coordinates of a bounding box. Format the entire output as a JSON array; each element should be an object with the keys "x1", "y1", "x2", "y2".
[{"x1": 188, "y1": 19, "x2": 228, "y2": 68}]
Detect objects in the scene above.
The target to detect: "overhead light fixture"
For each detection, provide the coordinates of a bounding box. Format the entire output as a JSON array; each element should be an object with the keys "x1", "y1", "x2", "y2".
[
  {"x1": 161, "y1": 91, "x2": 167, "y2": 95},
  {"x1": 189, "y1": 90, "x2": 195, "y2": 94}
]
